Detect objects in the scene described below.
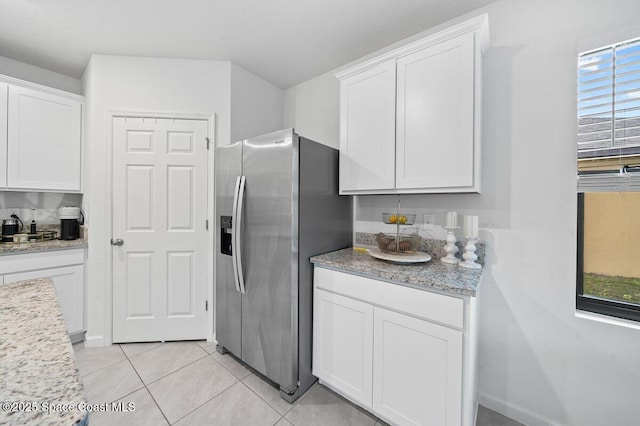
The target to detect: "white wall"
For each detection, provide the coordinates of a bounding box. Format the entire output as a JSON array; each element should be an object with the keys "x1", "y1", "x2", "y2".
[
  {"x1": 283, "y1": 72, "x2": 340, "y2": 148},
  {"x1": 0, "y1": 55, "x2": 82, "y2": 94},
  {"x1": 82, "y1": 55, "x2": 231, "y2": 347},
  {"x1": 283, "y1": 1, "x2": 640, "y2": 425},
  {"x1": 81, "y1": 55, "x2": 284, "y2": 347},
  {"x1": 230, "y1": 63, "x2": 283, "y2": 143}
]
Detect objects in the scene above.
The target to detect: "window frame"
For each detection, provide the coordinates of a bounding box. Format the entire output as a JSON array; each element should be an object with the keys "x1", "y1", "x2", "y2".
[
  {"x1": 576, "y1": 34, "x2": 640, "y2": 322},
  {"x1": 576, "y1": 193, "x2": 640, "y2": 322}
]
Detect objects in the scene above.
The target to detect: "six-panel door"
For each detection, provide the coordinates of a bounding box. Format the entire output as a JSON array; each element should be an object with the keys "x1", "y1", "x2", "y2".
[{"x1": 111, "y1": 117, "x2": 209, "y2": 343}]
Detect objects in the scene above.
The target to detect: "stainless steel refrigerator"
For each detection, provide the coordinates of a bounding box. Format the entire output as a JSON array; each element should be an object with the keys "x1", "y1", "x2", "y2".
[{"x1": 215, "y1": 128, "x2": 352, "y2": 402}]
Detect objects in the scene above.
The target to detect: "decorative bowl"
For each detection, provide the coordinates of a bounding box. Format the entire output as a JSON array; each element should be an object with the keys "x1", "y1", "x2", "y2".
[
  {"x1": 375, "y1": 232, "x2": 421, "y2": 254},
  {"x1": 382, "y1": 213, "x2": 416, "y2": 225}
]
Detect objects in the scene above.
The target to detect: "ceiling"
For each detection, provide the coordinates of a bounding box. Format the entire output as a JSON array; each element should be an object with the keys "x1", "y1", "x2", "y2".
[{"x1": 0, "y1": 0, "x2": 495, "y2": 89}]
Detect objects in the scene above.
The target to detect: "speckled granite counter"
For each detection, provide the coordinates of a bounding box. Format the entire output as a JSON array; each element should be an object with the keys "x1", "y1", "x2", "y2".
[
  {"x1": 0, "y1": 278, "x2": 88, "y2": 425},
  {"x1": 311, "y1": 248, "x2": 482, "y2": 297},
  {"x1": 0, "y1": 239, "x2": 86, "y2": 256}
]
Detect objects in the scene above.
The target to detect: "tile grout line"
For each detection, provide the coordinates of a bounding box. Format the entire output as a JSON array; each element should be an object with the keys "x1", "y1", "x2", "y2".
[
  {"x1": 121, "y1": 345, "x2": 173, "y2": 426},
  {"x1": 76, "y1": 345, "x2": 148, "y2": 415},
  {"x1": 124, "y1": 345, "x2": 239, "y2": 425},
  {"x1": 78, "y1": 342, "x2": 311, "y2": 425},
  {"x1": 74, "y1": 342, "x2": 128, "y2": 378},
  {"x1": 125, "y1": 342, "x2": 210, "y2": 386},
  {"x1": 166, "y1": 349, "x2": 273, "y2": 425},
  {"x1": 240, "y1": 374, "x2": 296, "y2": 419},
  {"x1": 120, "y1": 342, "x2": 215, "y2": 425},
  {"x1": 169, "y1": 378, "x2": 242, "y2": 425}
]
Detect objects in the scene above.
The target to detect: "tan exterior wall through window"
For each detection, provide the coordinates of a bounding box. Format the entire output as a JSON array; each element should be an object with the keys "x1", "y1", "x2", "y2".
[{"x1": 583, "y1": 192, "x2": 640, "y2": 278}]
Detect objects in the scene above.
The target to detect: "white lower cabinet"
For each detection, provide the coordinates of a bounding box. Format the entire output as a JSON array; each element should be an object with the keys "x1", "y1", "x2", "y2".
[
  {"x1": 3, "y1": 249, "x2": 85, "y2": 341},
  {"x1": 313, "y1": 289, "x2": 374, "y2": 408},
  {"x1": 313, "y1": 267, "x2": 477, "y2": 426},
  {"x1": 373, "y1": 307, "x2": 462, "y2": 426}
]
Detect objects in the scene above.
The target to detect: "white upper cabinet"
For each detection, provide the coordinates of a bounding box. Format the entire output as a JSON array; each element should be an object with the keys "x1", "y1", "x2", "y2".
[
  {"x1": 0, "y1": 83, "x2": 7, "y2": 188},
  {"x1": 337, "y1": 14, "x2": 489, "y2": 194},
  {"x1": 396, "y1": 32, "x2": 475, "y2": 190},
  {"x1": 3, "y1": 80, "x2": 83, "y2": 192},
  {"x1": 339, "y1": 60, "x2": 396, "y2": 192}
]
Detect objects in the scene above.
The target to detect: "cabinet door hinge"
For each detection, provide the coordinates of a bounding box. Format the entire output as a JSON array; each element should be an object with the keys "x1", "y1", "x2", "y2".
[
  {"x1": 206, "y1": 137, "x2": 210, "y2": 150},
  {"x1": 205, "y1": 300, "x2": 209, "y2": 311},
  {"x1": 206, "y1": 219, "x2": 209, "y2": 230}
]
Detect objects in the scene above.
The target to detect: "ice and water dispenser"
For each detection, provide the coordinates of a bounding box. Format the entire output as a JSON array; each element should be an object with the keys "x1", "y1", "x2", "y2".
[{"x1": 220, "y1": 215, "x2": 233, "y2": 256}]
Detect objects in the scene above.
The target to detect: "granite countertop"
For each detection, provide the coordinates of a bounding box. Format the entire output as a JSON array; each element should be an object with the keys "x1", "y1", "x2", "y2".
[
  {"x1": 0, "y1": 278, "x2": 88, "y2": 425},
  {"x1": 311, "y1": 247, "x2": 483, "y2": 297},
  {"x1": 0, "y1": 238, "x2": 86, "y2": 256}
]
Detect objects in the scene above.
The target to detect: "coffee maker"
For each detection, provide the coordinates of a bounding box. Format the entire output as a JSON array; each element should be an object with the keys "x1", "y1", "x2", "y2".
[{"x1": 59, "y1": 207, "x2": 81, "y2": 240}]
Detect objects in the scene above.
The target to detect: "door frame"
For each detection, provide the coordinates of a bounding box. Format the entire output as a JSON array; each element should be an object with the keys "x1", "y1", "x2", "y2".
[{"x1": 103, "y1": 110, "x2": 216, "y2": 345}]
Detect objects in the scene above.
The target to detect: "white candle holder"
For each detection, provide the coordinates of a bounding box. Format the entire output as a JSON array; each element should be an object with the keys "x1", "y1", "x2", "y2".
[
  {"x1": 459, "y1": 237, "x2": 482, "y2": 269},
  {"x1": 441, "y1": 226, "x2": 460, "y2": 264}
]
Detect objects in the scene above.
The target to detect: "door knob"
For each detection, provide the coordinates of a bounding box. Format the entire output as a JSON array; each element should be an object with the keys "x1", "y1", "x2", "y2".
[{"x1": 110, "y1": 238, "x2": 124, "y2": 246}]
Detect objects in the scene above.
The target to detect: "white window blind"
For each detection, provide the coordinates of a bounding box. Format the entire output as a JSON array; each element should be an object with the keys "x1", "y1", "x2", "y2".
[{"x1": 578, "y1": 37, "x2": 640, "y2": 191}]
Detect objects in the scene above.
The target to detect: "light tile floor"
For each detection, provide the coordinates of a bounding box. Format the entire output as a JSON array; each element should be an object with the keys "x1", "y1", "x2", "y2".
[{"x1": 72, "y1": 340, "x2": 522, "y2": 426}]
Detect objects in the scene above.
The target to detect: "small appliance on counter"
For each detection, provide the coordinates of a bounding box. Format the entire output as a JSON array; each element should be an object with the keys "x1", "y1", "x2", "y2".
[
  {"x1": 59, "y1": 207, "x2": 81, "y2": 240},
  {"x1": 2, "y1": 215, "x2": 24, "y2": 242}
]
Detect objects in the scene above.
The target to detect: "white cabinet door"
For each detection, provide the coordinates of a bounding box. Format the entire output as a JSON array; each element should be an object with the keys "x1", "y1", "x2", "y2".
[
  {"x1": 7, "y1": 85, "x2": 82, "y2": 191},
  {"x1": 313, "y1": 288, "x2": 374, "y2": 408},
  {"x1": 373, "y1": 307, "x2": 463, "y2": 426},
  {"x1": 339, "y1": 60, "x2": 396, "y2": 193},
  {"x1": 0, "y1": 82, "x2": 7, "y2": 188},
  {"x1": 396, "y1": 31, "x2": 476, "y2": 191},
  {"x1": 5, "y1": 265, "x2": 84, "y2": 335}
]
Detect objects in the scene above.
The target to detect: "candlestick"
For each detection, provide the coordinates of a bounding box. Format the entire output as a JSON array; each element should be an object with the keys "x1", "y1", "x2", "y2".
[
  {"x1": 459, "y1": 237, "x2": 482, "y2": 269},
  {"x1": 445, "y1": 211, "x2": 457, "y2": 227},
  {"x1": 463, "y1": 215, "x2": 478, "y2": 238},
  {"x1": 441, "y1": 226, "x2": 460, "y2": 264}
]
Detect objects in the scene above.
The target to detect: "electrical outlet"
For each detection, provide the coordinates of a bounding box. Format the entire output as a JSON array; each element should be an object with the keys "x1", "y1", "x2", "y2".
[{"x1": 423, "y1": 214, "x2": 436, "y2": 231}]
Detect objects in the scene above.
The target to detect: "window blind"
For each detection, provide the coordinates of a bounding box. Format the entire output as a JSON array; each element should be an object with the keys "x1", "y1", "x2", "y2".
[{"x1": 578, "y1": 38, "x2": 640, "y2": 191}]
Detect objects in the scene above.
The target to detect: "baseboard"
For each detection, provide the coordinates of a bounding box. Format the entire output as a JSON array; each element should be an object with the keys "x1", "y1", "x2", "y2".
[
  {"x1": 83, "y1": 334, "x2": 106, "y2": 347},
  {"x1": 68, "y1": 330, "x2": 85, "y2": 344},
  {"x1": 478, "y1": 392, "x2": 565, "y2": 426}
]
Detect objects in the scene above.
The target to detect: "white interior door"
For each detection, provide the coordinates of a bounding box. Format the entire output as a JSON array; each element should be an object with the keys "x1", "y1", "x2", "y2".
[{"x1": 112, "y1": 117, "x2": 209, "y2": 343}]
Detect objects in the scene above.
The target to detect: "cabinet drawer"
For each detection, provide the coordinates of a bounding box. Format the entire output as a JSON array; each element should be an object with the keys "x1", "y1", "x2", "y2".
[
  {"x1": 314, "y1": 267, "x2": 464, "y2": 329},
  {"x1": 1, "y1": 249, "x2": 84, "y2": 275}
]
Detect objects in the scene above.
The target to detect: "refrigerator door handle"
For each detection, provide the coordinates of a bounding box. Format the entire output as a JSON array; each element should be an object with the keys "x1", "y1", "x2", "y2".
[
  {"x1": 231, "y1": 176, "x2": 242, "y2": 293},
  {"x1": 235, "y1": 175, "x2": 247, "y2": 294}
]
